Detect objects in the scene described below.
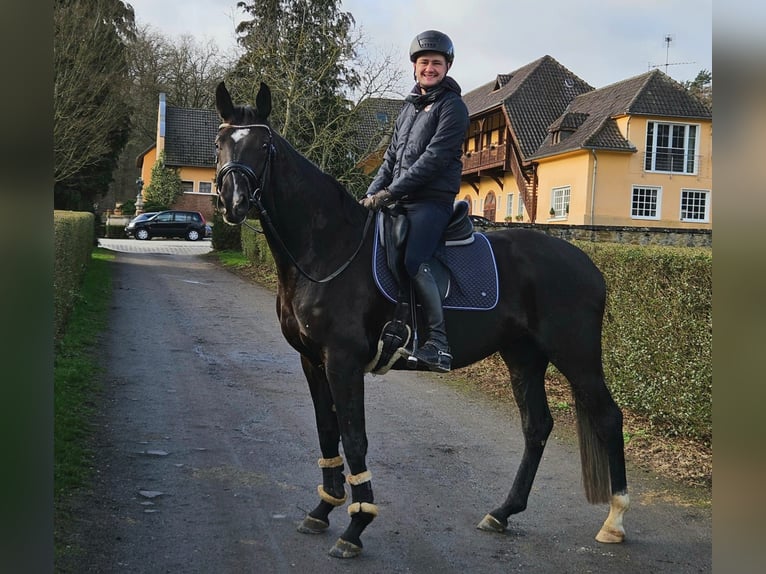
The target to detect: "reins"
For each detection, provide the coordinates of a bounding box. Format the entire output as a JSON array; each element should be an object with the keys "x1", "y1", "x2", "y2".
[{"x1": 216, "y1": 122, "x2": 373, "y2": 284}]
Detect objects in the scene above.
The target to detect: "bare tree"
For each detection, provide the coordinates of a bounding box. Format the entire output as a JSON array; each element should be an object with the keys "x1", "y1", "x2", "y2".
[{"x1": 54, "y1": 0, "x2": 135, "y2": 191}]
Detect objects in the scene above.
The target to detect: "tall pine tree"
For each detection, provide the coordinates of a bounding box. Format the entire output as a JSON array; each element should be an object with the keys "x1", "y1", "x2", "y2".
[{"x1": 229, "y1": 0, "x2": 363, "y2": 185}]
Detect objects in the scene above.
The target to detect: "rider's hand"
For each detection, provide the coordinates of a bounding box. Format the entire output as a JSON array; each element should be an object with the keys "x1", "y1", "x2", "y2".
[{"x1": 359, "y1": 189, "x2": 394, "y2": 211}]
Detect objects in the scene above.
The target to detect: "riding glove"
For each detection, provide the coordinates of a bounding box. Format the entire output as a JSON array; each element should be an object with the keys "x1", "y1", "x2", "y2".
[{"x1": 359, "y1": 189, "x2": 395, "y2": 211}]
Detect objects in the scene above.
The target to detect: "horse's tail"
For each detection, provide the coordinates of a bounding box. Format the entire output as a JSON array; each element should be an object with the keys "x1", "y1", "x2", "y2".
[{"x1": 574, "y1": 399, "x2": 611, "y2": 504}]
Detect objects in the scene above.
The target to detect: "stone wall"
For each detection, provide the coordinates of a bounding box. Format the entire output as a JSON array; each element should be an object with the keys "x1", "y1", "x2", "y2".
[{"x1": 494, "y1": 223, "x2": 711, "y2": 248}]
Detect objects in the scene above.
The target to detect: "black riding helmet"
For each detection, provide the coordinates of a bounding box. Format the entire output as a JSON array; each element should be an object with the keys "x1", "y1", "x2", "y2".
[{"x1": 409, "y1": 30, "x2": 455, "y2": 64}]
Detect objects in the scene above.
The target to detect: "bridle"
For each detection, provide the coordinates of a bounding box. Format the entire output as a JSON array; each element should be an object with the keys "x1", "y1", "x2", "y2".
[
  {"x1": 215, "y1": 122, "x2": 373, "y2": 284},
  {"x1": 215, "y1": 122, "x2": 275, "y2": 222}
]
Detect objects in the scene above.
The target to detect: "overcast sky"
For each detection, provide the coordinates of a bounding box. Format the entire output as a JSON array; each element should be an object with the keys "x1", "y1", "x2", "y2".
[{"x1": 126, "y1": 0, "x2": 713, "y2": 94}]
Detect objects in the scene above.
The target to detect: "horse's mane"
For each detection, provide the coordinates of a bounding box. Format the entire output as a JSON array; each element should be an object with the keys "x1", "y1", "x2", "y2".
[{"x1": 233, "y1": 104, "x2": 365, "y2": 226}]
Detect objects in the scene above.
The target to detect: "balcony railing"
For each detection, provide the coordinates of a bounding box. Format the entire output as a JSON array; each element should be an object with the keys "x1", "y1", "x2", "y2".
[{"x1": 462, "y1": 142, "x2": 507, "y2": 174}]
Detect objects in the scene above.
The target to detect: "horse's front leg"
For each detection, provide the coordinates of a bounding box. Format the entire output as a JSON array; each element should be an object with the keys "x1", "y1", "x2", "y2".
[
  {"x1": 324, "y1": 356, "x2": 377, "y2": 559},
  {"x1": 297, "y1": 356, "x2": 348, "y2": 535}
]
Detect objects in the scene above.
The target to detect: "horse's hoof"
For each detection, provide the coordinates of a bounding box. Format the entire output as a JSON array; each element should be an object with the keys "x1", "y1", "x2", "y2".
[
  {"x1": 595, "y1": 526, "x2": 625, "y2": 543},
  {"x1": 477, "y1": 513, "x2": 506, "y2": 533},
  {"x1": 297, "y1": 516, "x2": 329, "y2": 534},
  {"x1": 328, "y1": 538, "x2": 362, "y2": 558}
]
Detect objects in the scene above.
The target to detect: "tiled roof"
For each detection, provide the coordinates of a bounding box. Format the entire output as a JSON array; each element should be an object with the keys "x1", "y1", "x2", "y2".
[
  {"x1": 531, "y1": 69, "x2": 712, "y2": 159},
  {"x1": 351, "y1": 97, "x2": 404, "y2": 159},
  {"x1": 164, "y1": 106, "x2": 219, "y2": 168},
  {"x1": 462, "y1": 55, "x2": 594, "y2": 160}
]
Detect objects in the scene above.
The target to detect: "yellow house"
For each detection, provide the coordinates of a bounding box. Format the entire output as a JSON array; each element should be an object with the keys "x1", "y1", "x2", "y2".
[
  {"x1": 460, "y1": 57, "x2": 712, "y2": 229},
  {"x1": 135, "y1": 93, "x2": 218, "y2": 221}
]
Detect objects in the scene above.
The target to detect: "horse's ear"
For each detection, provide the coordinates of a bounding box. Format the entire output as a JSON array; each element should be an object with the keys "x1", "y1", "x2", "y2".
[
  {"x1": 255, "y1": 82, "x2": 272, "y2": 120},
  {"x1": 216, "y1": 81, "x2": 235, "y2": 121}
]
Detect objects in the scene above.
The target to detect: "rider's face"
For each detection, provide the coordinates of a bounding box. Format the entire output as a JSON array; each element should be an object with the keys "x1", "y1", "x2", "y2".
[{"x1": 413, "y1": 52, "x2": 449, "y2": 91}]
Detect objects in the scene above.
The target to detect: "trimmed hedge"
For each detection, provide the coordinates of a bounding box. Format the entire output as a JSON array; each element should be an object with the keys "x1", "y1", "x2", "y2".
[
  {"x1": 54, "y1": 210, "x2": 95, "y2": 338},
  {"x1": 241, "y1": 219, "x2": 274, "y2": 268},
  {"x1": 576, "y1": 242, "x2": 712, "y2": 444},
  {"x1": 211, "y1": 211, "x2": 242, "y2": 251}
]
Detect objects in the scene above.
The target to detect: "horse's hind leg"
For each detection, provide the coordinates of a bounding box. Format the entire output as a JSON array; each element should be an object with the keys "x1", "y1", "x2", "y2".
[
  {"x1": 478, "y1": 339, "x2": 553, "y2": 532},
  {"x1": 297, "y1": 356, "x2": 347, "y2": 535},
  {"x1": 567, "y1": 368, "x2": 630, "y2": 543},
  {"x1": 553, "y1": 322, "x2": 630, "y2": 543}
]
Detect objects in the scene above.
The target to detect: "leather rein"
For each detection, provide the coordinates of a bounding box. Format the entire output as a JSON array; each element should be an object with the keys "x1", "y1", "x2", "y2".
[{"x1": 215, "y1": 122, "x2": 373, "y2": 284}]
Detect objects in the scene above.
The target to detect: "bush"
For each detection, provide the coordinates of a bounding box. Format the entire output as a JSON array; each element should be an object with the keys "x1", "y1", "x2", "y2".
[
  {"x1": 241, "y1": 218, "x2": 274, "y2": 268},
  {"x1": 105, "y1": 224, "x2": 126, "y2": 238},
  {"x1": 210, "y1": 211, "x2": 242, "y2": 251},
  {"x1": 54, "y1": 210, "x2": 95, "y2": 338},
  {"x1": 577, "y1": 242, "x2": 712, "y2": 444}
]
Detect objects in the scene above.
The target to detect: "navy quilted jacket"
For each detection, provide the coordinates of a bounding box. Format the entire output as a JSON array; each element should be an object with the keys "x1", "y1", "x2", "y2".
[{"x1": 367, "y1": 76, "x2": 469, "y2": 204}]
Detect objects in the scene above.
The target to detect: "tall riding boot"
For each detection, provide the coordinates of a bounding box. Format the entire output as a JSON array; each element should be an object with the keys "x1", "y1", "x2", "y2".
[{"x1": 411, "y1": 262, "x2": 452, "y2": 372}]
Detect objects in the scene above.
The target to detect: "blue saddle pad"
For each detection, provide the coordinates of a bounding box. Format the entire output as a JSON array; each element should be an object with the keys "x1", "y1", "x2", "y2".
[{"x1": 372, "y1": 218, "x2": 499, "y2": 311}]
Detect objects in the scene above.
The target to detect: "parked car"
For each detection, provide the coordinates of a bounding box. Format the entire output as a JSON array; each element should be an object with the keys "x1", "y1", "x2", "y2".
[
  {"x1": 125, "y1": 210, "x2": 207, "y2": 241},
  {"x1": 468, "y1": 214, "x2": 496, "y2": 229}
]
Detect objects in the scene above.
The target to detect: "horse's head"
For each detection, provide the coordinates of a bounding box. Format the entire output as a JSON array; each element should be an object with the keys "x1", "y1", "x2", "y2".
[{"x1": 214, "y1": 81, "x2": 275, "y2": 225}]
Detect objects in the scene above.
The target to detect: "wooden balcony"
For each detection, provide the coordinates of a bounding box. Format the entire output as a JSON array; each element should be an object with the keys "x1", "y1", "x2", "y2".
[{"x1": 462, "y1": 142, "x2": 507, "y2": 175}]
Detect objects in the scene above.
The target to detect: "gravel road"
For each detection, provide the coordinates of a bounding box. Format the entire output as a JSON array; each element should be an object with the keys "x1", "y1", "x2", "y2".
[{"x1": 59, "y1": 247, "x2": 711, "y2": 573}]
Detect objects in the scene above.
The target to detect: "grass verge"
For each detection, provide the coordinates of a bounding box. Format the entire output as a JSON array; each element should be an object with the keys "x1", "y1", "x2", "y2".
[{"x1": 54, "y1": 248, "x2": 114, "y2": 560}]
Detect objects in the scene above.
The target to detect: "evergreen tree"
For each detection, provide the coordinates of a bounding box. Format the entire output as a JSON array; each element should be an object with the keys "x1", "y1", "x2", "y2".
[
  {"x1": 230, "y1": 0, "x2": 363, "y2": 187},
  {"x1": 683, "y1": 69, "x2": 712, "y2": 110},
  {"x1": 143, "y1": 151, "x2": 182, "y2": 211}
]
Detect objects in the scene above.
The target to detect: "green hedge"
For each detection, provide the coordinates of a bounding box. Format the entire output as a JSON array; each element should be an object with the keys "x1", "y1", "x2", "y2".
[
  {"x1": 211, "y1": 211, "x2": 242, "y2": 251},
  {"x1": 577, "y1": 242, "x2": 712, "y2": 444},
  {"x1": 54, "y1": 210, "x2": 95, "y2": 338},
  {"x1": 241, "y1": 219, "x2": 274, "y2": 268},
  {"x1": 105, "y1": 224, "x2": 126, "y2": 238}
]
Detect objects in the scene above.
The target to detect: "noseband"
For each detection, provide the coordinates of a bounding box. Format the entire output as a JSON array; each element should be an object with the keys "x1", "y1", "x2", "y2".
[{"x1": 215, "y1": 123, "x2": 275, "y2": 214}]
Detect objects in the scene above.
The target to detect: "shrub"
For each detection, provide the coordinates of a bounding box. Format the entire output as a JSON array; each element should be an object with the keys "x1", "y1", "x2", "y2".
[
  {"x1": 143, "y1": 151, "x2": 181, "y2": 210},
  {"x1": 210, "y1": 211, "x2": 242, "y2": 251},
  {"x1": 241, "y1": 218, "x2": 274, "y2": 268},
  {"x1": 54, "y1": 210, "x2": 95, "y2": 338},
  {"x1": 577, "y1": 242, "x2": 712, "y2": 444}
]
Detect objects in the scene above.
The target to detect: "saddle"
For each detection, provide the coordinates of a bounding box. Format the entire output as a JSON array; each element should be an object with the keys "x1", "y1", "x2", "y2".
[{"x1": 368, "y1": 200, "x2": 499, "y2": 374}]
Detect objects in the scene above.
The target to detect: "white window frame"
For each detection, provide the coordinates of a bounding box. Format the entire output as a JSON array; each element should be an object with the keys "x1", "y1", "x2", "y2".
[
  {"x1": 517, "y1": 195, "x2": 524, "y2": 218},
  {"x1": 679, "y1": 188, "x2": 710, "y2": 223},
  {"x1": 181, "y1": 180, "x2": 194, "y2": 194},
  {"x1": 198, "y1": 181, "x2": 213, "y2": 194},
  {"x1": 631, "y1": 185, "x2": 662, "y2": 220},
  {"x1": 550, "y1": 186, "x2": 570, "y2": 219},
  {"x1": 505, "y1": 193, "x2": 514, "y2": 219},
  {"x1": 644, "y1": 121, "x2": 700, "y2": 175}
]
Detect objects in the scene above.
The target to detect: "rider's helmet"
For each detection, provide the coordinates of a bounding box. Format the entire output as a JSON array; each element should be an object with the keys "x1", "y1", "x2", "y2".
[{"x1": 409, "y1": 30, "x2": 455, "y2": 64}]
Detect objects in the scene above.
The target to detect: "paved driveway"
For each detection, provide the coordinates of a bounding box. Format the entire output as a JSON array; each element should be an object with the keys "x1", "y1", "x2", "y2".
[{"x1": 98, "y1": 237, "x2": 213, "y2": 255}]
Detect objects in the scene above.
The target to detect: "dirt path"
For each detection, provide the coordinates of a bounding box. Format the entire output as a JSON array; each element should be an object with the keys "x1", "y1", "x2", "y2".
[{"x1": 58, "y1": 251, "x2": 711, "y2": 573}]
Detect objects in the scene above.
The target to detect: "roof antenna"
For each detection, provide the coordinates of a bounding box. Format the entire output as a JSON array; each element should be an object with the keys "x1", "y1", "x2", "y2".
[{"x1": 648, "y1": 34, "x2": 695, "y2": 77}]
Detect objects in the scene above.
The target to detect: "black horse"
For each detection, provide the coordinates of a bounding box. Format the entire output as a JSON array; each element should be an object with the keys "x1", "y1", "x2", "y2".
[{"x1": 214, "y1": 81, "x2": 629, "y2": 558}]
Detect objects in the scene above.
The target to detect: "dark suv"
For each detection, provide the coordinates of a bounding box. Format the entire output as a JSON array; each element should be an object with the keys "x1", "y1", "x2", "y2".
[{"x1": 125, "y1": 210, "x2": 207, "y2": 241}]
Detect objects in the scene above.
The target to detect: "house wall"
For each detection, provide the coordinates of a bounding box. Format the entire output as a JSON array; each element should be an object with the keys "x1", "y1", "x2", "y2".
[
  {"x1": 139, "y1": 146, "x2": 157, "y2": 192},
  {"x1": 535, "y1": 151, "x2": 592, "y2": 223},
  {"x1": 175, "y1": 165, "x2": 217, "y2": 221},
  {"x1": 459, "y1": 174, "x2": 524, "y2": 222}
]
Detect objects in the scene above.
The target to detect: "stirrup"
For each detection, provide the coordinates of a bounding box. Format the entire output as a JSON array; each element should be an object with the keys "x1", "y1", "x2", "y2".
[{"x1": 413, "y1": 342, "x2": 452, "y2": 373}]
